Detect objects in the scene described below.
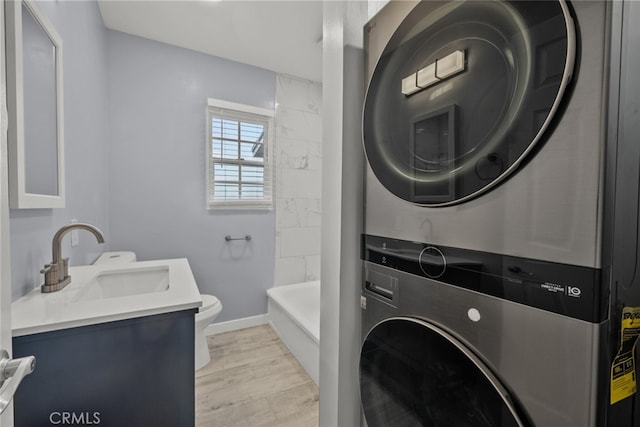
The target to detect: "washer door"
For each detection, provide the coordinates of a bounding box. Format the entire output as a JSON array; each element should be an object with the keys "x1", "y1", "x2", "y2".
[
  {"x1": 360, "y1": 318, "x2": 529, "y2": 427},
  {"x1": 363, "y1": 0, "x2": 575, "y2": 206}
]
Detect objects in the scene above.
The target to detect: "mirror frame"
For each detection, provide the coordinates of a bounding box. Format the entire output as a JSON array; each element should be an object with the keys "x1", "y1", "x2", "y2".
[{"x1": 5, "y1": 0, "x2": 65, "y2": 209}]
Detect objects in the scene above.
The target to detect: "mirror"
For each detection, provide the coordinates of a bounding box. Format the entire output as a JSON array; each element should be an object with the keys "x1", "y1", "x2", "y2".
[{"x1": 5, "y1": 0, "x2": 65, "y2": 209}]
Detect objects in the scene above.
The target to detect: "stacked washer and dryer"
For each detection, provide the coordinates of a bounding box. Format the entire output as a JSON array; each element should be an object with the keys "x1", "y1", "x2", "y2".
[{"x1": 359, "y1": 1, "x2": 640, "y2": 426}]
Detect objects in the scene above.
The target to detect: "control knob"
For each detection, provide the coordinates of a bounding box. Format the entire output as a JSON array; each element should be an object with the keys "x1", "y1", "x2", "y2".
[{"x1": 419, "y1": 246, "x2": 446, "y2": 278}]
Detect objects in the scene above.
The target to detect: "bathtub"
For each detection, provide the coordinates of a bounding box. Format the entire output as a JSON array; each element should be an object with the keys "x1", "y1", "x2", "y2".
[{"x1": 267, "y1": 281, "x2": 320, "y2": 384}]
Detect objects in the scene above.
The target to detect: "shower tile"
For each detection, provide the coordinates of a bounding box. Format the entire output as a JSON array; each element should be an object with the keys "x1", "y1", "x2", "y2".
[
  {"x1": 280, "y1": 228, "x2": 321, "y2": 257},
  {"x1": 275, "y1": 166, "x2": 283, "y2": 195},
  {"x1": 307, "y1": 141, "x2": 323, "y2": 171},
  {"x1": 307, "y1": 82, "x2": 322, "y2": 114},
  {"x1": 276, "y1": 75, "x2": 322, "y2": 115},
  {"x1": 281, "y1": 169, "x2": 321, "y2": 199},
  {"x1": 302, "y1": 199, "x2": 322, "y2": 227},
  {"x1": 275, "y1": 257, "x2": 306, "y2": 286},
  {"x1": 276, "y1": 108, "x2": 322, "y2": 143},
  {"x1": 276, "y1": 138, "x2": 309, "y2": 170},
  {"x1": 276, "y1": 199, "x2": 301, "y2": 228},
  {"x1": 305, "y1": 255, "x2": 321, "y2": 281},
  {"x1": 274, "y1": 72, "x2": 323, "y2": 293}
]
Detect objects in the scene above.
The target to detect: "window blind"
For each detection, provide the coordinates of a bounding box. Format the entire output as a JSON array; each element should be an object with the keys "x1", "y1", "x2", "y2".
[{"x1": 206, "y1": 99, "x2": 274, "y2": 209}]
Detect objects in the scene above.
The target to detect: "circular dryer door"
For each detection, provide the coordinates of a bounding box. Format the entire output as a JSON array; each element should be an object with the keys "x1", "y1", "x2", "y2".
[
  {"x1": 360, "y1": 318, "x2": 528, "y2": 427},
  {"x1": 363, "y1": 0, "x2": 575, "y2": 206}
]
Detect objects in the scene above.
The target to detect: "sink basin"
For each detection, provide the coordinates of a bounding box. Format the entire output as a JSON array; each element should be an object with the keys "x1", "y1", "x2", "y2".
[
  {"x1": 72, "y1": 266, "x2": 170, "y2": 302},
  {"x1": 12, "y1": 258, "x2": 201, "y2": 337}
]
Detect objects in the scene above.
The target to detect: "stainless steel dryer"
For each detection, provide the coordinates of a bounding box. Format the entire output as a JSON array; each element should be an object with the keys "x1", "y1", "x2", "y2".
[
  {"x1": 363, "y1": 0, "x2": 603, "y2": 267},
  {"x1": 361, "y1": 0, "x2": 640, "y2": 426}
]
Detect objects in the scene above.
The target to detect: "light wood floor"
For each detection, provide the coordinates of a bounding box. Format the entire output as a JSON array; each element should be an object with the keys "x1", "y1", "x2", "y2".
[{"x1": 195, "y1": 325, "x2": 319, "y2": 427}]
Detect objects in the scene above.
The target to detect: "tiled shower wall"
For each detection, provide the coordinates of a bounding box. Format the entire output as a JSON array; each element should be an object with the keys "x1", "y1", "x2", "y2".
[{"x1": 274, "y1": 74, "x2": 323, "y2": 286}]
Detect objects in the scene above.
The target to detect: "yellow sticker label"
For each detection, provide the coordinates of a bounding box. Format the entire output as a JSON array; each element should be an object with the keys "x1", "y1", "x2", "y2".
[{"x1": 611, "y1": 307, "x2": 640, "y2": 405}]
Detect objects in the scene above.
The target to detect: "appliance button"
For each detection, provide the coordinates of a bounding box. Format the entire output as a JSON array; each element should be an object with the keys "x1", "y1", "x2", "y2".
[
  {"x1": 419, "y1": 246, "x2": 446, "y2": 278},
  {"x1": 467, "y1": 308, "x2": 481, "y2": 322},
  {"x1": 507, "y1": 265, "x2": 522, "y2": 274}
]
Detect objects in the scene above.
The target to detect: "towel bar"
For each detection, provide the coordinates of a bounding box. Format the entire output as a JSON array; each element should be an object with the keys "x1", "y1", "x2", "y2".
[{"x1": 225, "y1": 235, "x2": 252, "y2": 242}]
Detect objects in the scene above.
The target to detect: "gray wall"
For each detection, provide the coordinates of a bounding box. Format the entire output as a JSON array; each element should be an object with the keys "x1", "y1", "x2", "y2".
[
  {"x1": 10, "y1": 0, "x2": 282, "y2": 323},
  {"x1": 10, "y1": 0, "x2": 110, "y2": 299},
  {"x1": 106, "y1": 31, "x2": 276, "y2": 322}
]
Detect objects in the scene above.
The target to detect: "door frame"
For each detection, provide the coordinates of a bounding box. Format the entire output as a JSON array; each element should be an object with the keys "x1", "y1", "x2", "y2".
[{"x1": 1, "y1": 0, "x2": 16, "y2": 424}]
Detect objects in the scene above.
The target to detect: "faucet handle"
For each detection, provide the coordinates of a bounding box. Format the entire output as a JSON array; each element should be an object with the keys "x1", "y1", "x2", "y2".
[{"x1": 40, "y1": 264, "x2": 55, "y2": 275}]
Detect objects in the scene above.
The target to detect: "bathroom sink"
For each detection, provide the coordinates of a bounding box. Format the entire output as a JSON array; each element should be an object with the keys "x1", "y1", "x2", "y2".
[
  {"x1": 13, "y1": 258, "x2": 201, "y2": 337},
  {"x1": 72, "y1": 266, "x2": 170, "y2": 302}
]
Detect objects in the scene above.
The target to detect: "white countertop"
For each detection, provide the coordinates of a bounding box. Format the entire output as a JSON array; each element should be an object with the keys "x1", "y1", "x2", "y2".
[{"x1": 12, "y1": 258, "x2": 202, "y2": 337}]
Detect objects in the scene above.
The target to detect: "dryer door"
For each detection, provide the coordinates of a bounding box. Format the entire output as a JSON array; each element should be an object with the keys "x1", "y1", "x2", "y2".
[
  {"x1": 360, "y1": 317, "x2": 529, "y2": 427},
  {"x1": 363, "y1": 0, "x2": 575, "y2": 206}
]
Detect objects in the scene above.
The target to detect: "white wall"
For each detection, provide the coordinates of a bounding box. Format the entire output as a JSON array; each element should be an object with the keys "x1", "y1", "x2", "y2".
[
  {"x1": 274, "y1": 74, "x2": 323, "y2": 286},
  {"x1": 106, "y1": 30, "x2": 277, "y2": 323},
  {"x1": 1, "y1": 0, "x2": 16, "y2": 423},
  {"x1": 320, "y1": 2, "x2": 368, "y2": 426}
]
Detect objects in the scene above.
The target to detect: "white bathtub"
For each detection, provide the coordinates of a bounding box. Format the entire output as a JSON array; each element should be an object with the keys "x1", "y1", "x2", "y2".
[{"x1": 267, "y1": 281, "x2": 320, "y2": 384}]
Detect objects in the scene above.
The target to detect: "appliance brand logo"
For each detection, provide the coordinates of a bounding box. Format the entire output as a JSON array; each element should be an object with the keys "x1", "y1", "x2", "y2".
[
  {"x1": 542, "y1": 282, "x2": 582, "y2": 298},
  {"x1": 567, "y1": 286, "x2": 582, "y2": 298},
  {"x1": 541, "y1": 282, "x2": 564, "y2": 293}
]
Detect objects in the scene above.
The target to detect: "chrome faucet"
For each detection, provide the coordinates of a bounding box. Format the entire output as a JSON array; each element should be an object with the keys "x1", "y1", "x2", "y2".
[{"x1": 41, "y1": 223, "x2": 105, "y2": 293}]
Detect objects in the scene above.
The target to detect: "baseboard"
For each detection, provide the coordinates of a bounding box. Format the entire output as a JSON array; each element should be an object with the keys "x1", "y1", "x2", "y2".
[{"x1": 204, "y1": 314, "x2": 269, "y2": 336}]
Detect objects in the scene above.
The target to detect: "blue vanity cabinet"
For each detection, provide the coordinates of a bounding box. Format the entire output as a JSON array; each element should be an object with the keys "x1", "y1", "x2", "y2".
[{"x1": 12, "y1": 309, "x2": 196, "y2": 427}]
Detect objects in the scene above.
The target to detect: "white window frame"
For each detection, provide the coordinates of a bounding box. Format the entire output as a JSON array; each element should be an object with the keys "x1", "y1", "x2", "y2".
[{"x1": 206, "y1": 98, "x2": 274, "y2": 210}]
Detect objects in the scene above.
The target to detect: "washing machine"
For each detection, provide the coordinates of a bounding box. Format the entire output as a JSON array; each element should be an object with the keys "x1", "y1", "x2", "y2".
[
  {"x1": 360, "y1": 0, "x2": 640, "y2": 426},
  {"x1": 360, "y1": 248, "x2": 597, "y2": 426}
]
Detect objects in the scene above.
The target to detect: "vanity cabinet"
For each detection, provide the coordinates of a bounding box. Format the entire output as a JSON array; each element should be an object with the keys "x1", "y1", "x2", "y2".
[{"x1": 12, "y1": 309, "x2": 195, "y2": 427}]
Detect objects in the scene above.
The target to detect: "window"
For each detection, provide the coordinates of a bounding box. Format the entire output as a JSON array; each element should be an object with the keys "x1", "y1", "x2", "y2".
[{"x1": 206, "y1": 99, "x2": 274, "y2": 209}]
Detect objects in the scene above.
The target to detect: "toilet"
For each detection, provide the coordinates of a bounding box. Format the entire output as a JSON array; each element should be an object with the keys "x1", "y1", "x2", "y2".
[
  {"x1": 195, "y1": 294, "x2": 222, "y2": 369},
  {"x1": 93, "y1": 252, "x2": 222, "y2": 370}
]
